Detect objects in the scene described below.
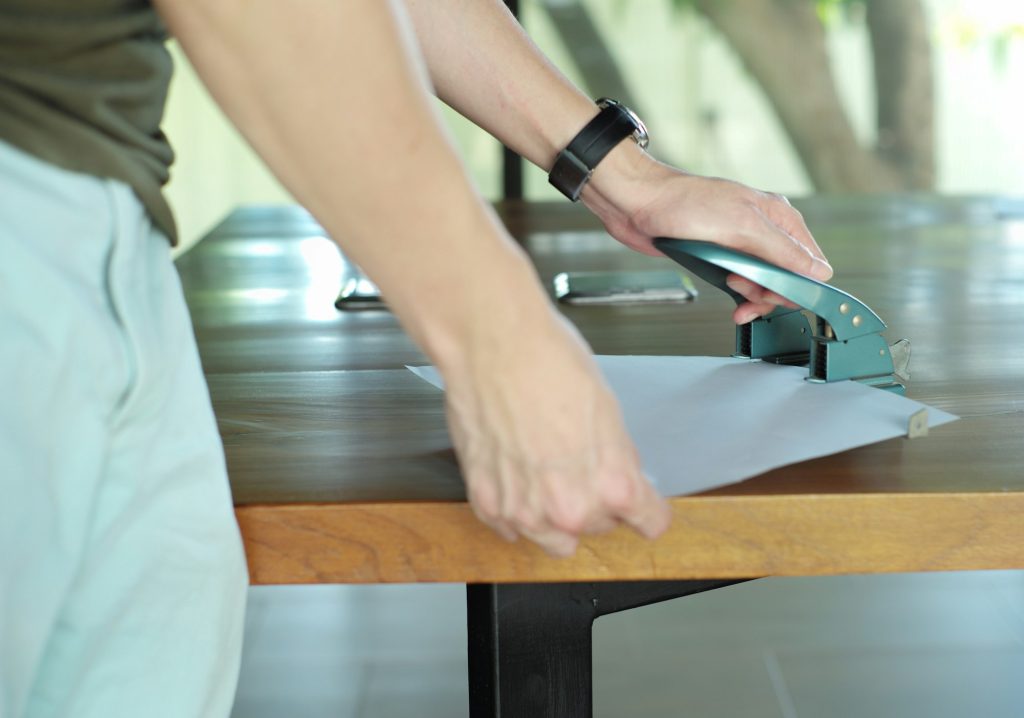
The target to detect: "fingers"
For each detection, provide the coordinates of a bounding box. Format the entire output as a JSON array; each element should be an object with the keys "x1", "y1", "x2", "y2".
[
  {"x1": 465, "y1": 455, "x2": 672, "y2": 558},
  {"x1": 764, "y1": 192, "x2": 829, "y2": 265},
  {"x1": 517, "y1": 525, "x2": 579, "y2": 558},
  {"x1": 733, "y1": 301, "x2": 778, "y2": 325},
  {"x1": 468, "y1": 481, "x2": 585, "y2": 558},
  {"x1": 755, "y1": 194, "x2": 832, "y2": 280},
  {"x1": 443, "y1": 321, "x2": 671, "y2": 560},
  {"x1": 725, "y1": 275, "x2": 798, "y2": 310},
  {"x1": 735, "y1": 205, "x2": 832, "y2": 282},
  {"x1": 466, "y1": 477, "x2": 519, "y2": 543},
  {"x1": 725, "y1": 273, "x2": 798, "y2": 324},
  {"x1": 609, "y1": 173, "x2": 832, "y2": 283},
  {"x1": 613, "y1": 474, "x2": 672, "y2": 540}
]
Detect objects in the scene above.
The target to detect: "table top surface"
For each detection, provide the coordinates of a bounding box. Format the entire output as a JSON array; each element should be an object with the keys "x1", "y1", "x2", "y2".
[{"x1": 177, "y1": 197, "x2": 1024, "y2": 584}]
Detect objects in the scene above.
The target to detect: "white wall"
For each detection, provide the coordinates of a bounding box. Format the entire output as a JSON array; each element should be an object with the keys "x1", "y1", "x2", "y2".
[{"x1": 163, "y1": 43, "x2": 291, "y2": 254}]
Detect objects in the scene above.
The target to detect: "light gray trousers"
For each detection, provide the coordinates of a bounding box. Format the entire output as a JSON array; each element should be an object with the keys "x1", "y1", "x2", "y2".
[{"x1": 0, "y1": 140, "x2": 247, "y2": 718}]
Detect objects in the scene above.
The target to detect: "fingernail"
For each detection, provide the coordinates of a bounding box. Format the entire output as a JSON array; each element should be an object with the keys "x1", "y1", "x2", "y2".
[
  {"x1": 736, "y1": 309, "x2": 758, "y2": 324},
  {"x1": 725, "y1": 277, "x2": 742, "y2": 293},
  {"x1": 811, "y1": 257, "x2": 833, "y2": 281}
]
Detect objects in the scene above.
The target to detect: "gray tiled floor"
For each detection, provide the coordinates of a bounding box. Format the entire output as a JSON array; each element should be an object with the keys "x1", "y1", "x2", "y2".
[
  {"x1": 773, "y1": 645, "x2": 1024, "y2": 718},
  {"x1": 231, "y1": 571, "x2": 1024, "y2": 718}
]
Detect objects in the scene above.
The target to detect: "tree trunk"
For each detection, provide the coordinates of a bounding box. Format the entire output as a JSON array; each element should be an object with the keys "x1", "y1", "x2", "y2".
[
  {"x1": 537, "y1": 0, "x2": 935, "y2": 193},
  {"x1": 537, "y1": 0, "x2": 645, "y2": 116},
  {"x1": 694, "y1": 0, "x2": 934, "y2": 191},
  {"x1": 695, "y1": 0, "x2": 898, "y2": 191},
  {"x1": 866, "y1": 0, "x2": 935, "y2": 189}
]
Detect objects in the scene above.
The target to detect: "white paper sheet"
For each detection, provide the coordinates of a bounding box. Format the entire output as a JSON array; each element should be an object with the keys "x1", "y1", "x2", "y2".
[{"x1": 407, "y1": 356, "x2": 958, "y2": 497}]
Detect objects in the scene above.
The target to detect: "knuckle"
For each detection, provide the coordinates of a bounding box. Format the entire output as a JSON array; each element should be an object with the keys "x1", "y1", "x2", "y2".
[
  {"x1": 469, "y1": 485, "x2": 501, "y2": 523},
  {"x1": 728, "y1": 229, "x2": 756, "y2": 254},
  {"x1": 547, "y1": 501, "x2": 588, "y2": 535},
  {"x1": 745, "y1": 284, "x2": 767, "y2": 303},
  {"x1": 736, "y1": 209, "x2": 766, "y2": 239},
  {"x1": 738, "y1": 196, "x2": 761, "y2": 218},
  {"x1": 545, "y1": 481, "x2": 589, "y2": 529},
  {"x1": 473, "y1": 502, "x2": 502, "y2": 526},
  {"x1": 602, "y1": 472, "x2": 639, "y2": 512},
  {"x1": 509, "y1": 505, "x2": 543, "y2": 534}
]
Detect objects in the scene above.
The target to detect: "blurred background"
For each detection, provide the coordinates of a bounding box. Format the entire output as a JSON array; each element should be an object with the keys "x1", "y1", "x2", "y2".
[
  {"x1": 164, "y1": 0, "x2": 1024, "y2": 251},
  {"x1": 165, "y1": 5, "x2": 1024, "y2": 716}
]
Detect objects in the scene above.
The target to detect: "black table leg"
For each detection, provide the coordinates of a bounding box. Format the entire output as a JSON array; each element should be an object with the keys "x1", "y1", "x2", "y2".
[{"x1": 467, "y1": 578, "x2": 750, "y2": 718}]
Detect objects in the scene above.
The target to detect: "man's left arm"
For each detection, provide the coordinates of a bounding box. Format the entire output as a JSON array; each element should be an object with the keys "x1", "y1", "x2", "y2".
[{"x1": 404, "y1": 0, "x2": 832, "y2": 323}]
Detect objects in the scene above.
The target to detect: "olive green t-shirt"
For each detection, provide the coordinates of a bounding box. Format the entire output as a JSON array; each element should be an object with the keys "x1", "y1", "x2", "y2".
[{"x1": 0, "y1": 0, "x2": 177, "y2": 242}]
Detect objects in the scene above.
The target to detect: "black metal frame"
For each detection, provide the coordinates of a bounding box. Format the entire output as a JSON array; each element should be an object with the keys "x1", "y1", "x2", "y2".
[
  {"x1": 502, "y1": 0, "x2": 524, "y2": 200},
  {"x1": 467, "y1": 579, "x2": 751, "y2": 717}
]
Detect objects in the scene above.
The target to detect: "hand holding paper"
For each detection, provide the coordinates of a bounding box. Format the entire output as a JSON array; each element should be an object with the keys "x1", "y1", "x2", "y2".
[
  {"x1": 438, "y1": 315, "x2": 670, "y2": 558},
  {"x1": 411, "y1": 355, "x2": 957, "y2": 500}
]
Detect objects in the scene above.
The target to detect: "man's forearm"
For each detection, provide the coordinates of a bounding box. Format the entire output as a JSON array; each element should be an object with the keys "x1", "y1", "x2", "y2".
[
  {"x1": 402, "y1": 0, "x2": 665, "y2": 237},
  {"x1": 404, "y1": 0, "x2": 601, "y2": 171},
  {"x1": 402, "y1": 0, "x2": 833, "y2": 306},
  {"x1": 156, "y1": 0, "x2": 551, "y2": 370}
]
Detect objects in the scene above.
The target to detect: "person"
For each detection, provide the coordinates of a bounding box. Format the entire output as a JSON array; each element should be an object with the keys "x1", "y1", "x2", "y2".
[{"x1": 0, "y1": 0, "x2": 832, "y2": 716}]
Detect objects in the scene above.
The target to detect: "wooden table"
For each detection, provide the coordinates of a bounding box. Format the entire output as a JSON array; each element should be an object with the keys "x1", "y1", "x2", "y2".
[{"x1": 177, "y1": 197, "x2": 1024, "y2": 717}]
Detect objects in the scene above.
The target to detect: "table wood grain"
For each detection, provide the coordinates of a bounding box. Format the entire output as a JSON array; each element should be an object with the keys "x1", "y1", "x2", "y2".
[{"x1": 177, "y1": 198, "x2": 1024, "y2": 584}]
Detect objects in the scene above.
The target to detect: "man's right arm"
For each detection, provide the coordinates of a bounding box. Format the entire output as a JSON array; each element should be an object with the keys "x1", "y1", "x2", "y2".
[{"x1": 154, "y1": 0, "x2": 672, "y2": 556}]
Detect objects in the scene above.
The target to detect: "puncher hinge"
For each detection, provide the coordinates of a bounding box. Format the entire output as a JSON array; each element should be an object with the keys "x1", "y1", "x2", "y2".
[{"x1": 654, "y1": 238, "x2": 908, "y2": 394}]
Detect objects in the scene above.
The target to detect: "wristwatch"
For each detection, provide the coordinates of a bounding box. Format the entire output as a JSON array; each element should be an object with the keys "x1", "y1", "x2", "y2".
[{"x1": 548, "y1": 98, "x2": 649, "y2": 201}]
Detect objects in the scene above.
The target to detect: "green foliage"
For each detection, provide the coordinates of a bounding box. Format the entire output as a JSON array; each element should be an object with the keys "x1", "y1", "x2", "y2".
[
  {"x1": 990, "y1": 25, "x2": 1024, "y2": 72},
  {"x1": 662, "y1": 0, "x2": 1022, "y2": 73},
  {"x1": 939, "y1": 15, "x2": 1024, "y2": 74},
  {"x1": 815, "y1": 0, "x2": 864, "y2": 26}
]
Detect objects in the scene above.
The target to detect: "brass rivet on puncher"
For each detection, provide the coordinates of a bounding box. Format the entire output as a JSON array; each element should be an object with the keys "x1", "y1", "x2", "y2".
[
  {"x1": 852, "y1": 315, "x2": 863, "y2": 327},
  {"x1": 839, "y1": 302, "x2": 850, "y2": 314}
]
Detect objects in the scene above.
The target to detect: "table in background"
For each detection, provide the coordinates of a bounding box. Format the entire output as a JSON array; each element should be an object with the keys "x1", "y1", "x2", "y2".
[{"x1": 176, "y1": 197, "x2": 1024, "y2": 717}]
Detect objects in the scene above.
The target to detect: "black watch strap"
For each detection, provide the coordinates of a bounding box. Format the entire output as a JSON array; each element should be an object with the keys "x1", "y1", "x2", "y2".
[{"x1": 549, "y1": 99, "x2": 648, "y2": 201}]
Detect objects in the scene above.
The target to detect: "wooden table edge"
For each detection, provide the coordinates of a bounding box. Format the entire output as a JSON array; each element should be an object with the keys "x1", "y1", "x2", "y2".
[{"x1": 236, "y1": 491, "x2": 1024, "y2": 585}]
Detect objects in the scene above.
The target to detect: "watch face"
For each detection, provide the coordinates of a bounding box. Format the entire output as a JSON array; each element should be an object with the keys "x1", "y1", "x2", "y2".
[
  {"x1": 627, "y1": 109, "x2": 650, "y2": 149},
  {"x1": 597, "y1": 98, "x2": 649, "y2": 149}
]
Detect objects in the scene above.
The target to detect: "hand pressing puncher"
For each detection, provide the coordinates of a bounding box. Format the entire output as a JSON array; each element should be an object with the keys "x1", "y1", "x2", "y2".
[{"x1": 655, "y1": 238, "x2": 912, "y2": 395}]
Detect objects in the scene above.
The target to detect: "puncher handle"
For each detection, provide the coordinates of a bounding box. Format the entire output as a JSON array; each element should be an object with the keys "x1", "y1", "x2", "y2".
[{"x1": 653, "y1": 238, "x2": 885, "y2": 341}]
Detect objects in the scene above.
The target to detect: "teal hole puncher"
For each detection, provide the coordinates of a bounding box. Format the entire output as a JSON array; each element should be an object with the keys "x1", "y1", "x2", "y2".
[{"x1": 655, "y1": 238, "x2": 911, "y2": 395}]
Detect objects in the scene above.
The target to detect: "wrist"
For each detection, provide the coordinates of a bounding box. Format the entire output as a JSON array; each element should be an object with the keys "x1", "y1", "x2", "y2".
[
  {"x1": 541, "y1": 100, "x2": 602, "y2": 171},
  {"x1": 420, "y1": 240, "x2": 559, "y2": 380},
  {"x1": 579, "y1": 141, "x2": 676, "y2": 234},
  {"x1": 547, "y1": 98, "x2": 650, "y2": 202}
]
